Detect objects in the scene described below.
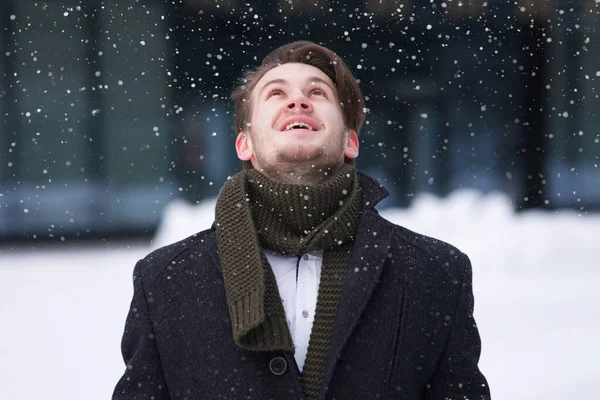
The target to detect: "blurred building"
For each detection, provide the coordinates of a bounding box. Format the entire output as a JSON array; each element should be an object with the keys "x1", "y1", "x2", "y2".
[{"x1": 0, "y1": 0, "x2": 598, "y2": 241}]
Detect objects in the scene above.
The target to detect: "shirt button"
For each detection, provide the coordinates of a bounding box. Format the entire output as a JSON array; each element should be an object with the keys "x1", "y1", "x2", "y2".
[
  {"x1": 303, "y1": 254, "x2": 309, "y2": 260},
  {"x1": 302, "y1": 310, "x2": 309, "y2": 318}
]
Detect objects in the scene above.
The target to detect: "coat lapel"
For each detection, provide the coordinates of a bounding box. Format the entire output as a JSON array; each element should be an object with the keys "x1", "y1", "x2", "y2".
[{"x1": 318, "y1": 211, "x2": 392, "y2": 400}]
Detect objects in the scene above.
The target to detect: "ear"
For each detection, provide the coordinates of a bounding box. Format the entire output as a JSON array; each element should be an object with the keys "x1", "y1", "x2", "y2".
[
  {"x1": 343, "y1": 130, "x2": 359, "y2": 159},
  {"x1": 235, "y1": 131, "x2": 253, "y2": 161}
]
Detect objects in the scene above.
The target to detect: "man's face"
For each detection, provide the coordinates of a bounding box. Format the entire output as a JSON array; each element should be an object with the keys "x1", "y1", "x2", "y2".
[{"x1": 236, "y1": 63, "x2": 358, "y2": 177}]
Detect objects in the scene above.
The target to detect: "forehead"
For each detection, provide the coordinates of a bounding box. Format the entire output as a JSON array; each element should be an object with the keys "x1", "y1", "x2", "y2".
[{"x1": 255, "y1": 62, "x2": 336, "y2": 93}]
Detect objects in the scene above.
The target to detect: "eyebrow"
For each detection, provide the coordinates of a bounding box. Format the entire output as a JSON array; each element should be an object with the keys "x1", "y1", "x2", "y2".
[{"x1": 258, "y1": 76, "x2": 336, "y2": 97}]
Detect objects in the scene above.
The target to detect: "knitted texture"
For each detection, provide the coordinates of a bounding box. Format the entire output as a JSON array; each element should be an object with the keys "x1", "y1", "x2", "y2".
[
  {"x1": 214, "y1": 174, "x2": 293, "y2": 352},
  {"x1": 215, "y1": 164, "x2": 362, "y2": 399}
]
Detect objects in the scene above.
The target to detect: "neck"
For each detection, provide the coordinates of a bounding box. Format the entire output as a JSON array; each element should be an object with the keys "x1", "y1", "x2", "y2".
[{"x1": 253, "y1": 161, "x2": 346, "y2": 186}]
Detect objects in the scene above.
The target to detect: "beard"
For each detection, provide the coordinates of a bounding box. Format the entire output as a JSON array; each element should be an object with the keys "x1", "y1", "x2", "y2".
[
  {"x1": 277, "y1": 141, "x2": 343, "y2": 166},
  {"x1": 277, "y1": 142, "x2": 324, "y2": 162},
  {"x1": 252, "y1": 138, "x2": 346, "y2": 183}
]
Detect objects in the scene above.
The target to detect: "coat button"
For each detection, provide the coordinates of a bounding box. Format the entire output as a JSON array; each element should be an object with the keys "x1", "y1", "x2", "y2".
[{"x1": 269, "y1": 356, "x2": 287, "y2": 376}]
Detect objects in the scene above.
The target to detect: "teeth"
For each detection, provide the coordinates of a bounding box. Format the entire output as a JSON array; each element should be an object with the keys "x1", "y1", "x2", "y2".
[{"x1": 284, "y1": 121, "x2": 314, "y2": 131}]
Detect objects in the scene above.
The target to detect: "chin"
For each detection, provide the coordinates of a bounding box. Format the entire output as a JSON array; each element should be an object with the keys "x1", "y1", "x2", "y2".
[{"x1": 275, "y1": 145, "x2": 323, "y2": 163}]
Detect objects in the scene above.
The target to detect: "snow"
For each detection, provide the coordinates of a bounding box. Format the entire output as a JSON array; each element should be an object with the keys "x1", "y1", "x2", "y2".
[{"x1": 1, "y1": 189, "x2": 599, "y2": 400}]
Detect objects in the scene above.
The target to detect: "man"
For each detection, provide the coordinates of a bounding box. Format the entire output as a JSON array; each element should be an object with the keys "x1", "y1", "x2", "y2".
[{"x1": 113, "y1": 41, "x2": 491, "y2": 400}]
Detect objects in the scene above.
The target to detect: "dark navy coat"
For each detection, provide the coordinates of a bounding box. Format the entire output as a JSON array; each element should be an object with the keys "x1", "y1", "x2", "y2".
[{"x1": 113, "y1": 174, "x2": 491, "y2": 399}]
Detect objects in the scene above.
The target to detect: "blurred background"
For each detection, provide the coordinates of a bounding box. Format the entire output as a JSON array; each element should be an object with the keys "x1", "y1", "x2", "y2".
[
  {"x1": 1, "y1": 1, "x2": 600, "y2": 400},
  {"x1": 1, "y1": 0, "x2": 598, "y2": 242}
]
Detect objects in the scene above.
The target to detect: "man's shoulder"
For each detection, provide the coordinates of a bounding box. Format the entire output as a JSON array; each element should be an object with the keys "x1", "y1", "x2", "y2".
[
  {"x1": 370, "y1": 213, "x2": 471, "y2": 281},
  {"x1": 357, "y1": 172, "x2": 470, "y2": 278},
  {"x1": 135, "y1": 228, "x2": 217, "y2": 285}
]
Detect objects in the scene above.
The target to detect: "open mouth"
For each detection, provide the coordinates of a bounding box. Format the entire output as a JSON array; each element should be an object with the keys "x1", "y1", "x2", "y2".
[
  {"x1": 279, "y1": 116, "x2": 320, "y2": 132},
  {"x1": 283, "y1": 121, "x2": 315, "y2": 131}
]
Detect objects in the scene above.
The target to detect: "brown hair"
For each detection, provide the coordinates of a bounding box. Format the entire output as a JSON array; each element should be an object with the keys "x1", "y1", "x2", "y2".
[{"x1": 231, "y1": 41, "x2": 365, "y2": 170}]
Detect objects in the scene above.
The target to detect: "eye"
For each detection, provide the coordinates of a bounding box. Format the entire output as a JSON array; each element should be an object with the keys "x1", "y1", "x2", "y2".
[
  {"x1": 267, "y1": 88, "x2": 283, "y2": 98},
  {"x1": 310, "y1": 87, "x2": 327, "y2": 97}
]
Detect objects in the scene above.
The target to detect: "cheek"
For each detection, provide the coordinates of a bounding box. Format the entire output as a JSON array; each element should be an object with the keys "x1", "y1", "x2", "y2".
[
  {"x1": 327, "y1": 104, "x2": 345, "y2": 127},
  {"x1": 252, "y1": 108, "x2": 273, "y2": 132},
  {"x1": 329, "y1": 112, "x2": 346, "y2": 135}
]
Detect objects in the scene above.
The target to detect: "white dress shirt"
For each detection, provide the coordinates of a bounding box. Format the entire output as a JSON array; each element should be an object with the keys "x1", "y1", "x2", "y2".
[{"x1": 264, "y1": 249, "x2": 323, "y2": 372}]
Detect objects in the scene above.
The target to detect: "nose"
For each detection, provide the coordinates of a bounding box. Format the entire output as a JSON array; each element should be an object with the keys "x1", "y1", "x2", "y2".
[{"x1": 286, "y1": 94, "x2": 312, "y2": 112}]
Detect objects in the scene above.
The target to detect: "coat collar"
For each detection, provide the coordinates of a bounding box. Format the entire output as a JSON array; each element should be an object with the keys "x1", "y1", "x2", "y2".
[{"x1": 357, "y1": 171, "x2": 390, "y2": 211}]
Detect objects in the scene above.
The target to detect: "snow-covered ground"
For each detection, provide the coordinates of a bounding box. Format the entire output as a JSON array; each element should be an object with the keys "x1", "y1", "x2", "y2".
[{"x1": 1, "y1": 189, "x2": 599, "y2": 400}]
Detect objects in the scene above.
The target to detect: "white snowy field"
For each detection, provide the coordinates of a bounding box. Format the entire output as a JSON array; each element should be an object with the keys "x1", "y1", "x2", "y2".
[{"x1": 1, "y1": 189, "x2": 599, "y2": 400}]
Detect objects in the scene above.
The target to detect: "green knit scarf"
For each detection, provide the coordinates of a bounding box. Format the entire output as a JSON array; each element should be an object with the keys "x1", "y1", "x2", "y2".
[{"x1": 215, "y1": 163, "x2": 362, "y2": 399}]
